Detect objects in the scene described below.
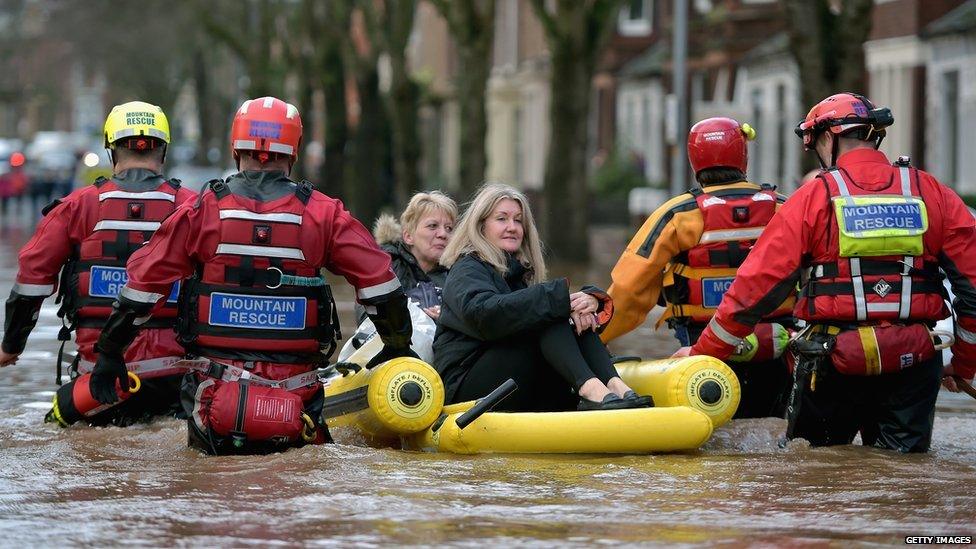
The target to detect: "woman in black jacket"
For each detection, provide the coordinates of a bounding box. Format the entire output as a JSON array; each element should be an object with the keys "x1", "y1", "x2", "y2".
[
  {"x1": 433, "y1": 183, "x2": 651, "y2": 412},
  {"x1": 370, "y1": 191, "x2": 456, "y2": 319}
]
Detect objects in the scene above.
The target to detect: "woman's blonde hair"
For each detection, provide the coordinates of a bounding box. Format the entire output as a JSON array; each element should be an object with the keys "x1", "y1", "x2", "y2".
[
  {"x1": 440, "y1": 182, "x2": 546, "y2": 283},
  {"x1": 373, "y1": 191, "x2": 457, "y2": 245},
  {"x1": 401, "y1": 191, "x2": 458, "y2": 236}
]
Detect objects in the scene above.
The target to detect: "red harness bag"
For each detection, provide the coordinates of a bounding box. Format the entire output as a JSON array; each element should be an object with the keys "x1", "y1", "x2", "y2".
[
  {"x1": 830, "y1": 323, "x2": 935, "y2": 376},
  {"x1": 192, "y1": 378, "x2": 314, "y2": 445}
]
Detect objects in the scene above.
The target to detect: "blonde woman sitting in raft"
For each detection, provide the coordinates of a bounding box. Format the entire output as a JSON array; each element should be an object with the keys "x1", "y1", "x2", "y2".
[
  {"x1": 372, "y1": 191, "x2": 457, "y2": 320},
  {"x1": 433, "y1": 183, "x2": 653, "y2": 411}
]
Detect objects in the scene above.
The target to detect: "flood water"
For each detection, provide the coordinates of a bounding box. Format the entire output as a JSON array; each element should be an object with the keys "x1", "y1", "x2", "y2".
[{"x1": 0, "y1": 219, "x2": 973, "y2": 546}]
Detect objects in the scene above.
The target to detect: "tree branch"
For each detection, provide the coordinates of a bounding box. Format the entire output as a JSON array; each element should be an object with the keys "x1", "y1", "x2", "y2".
[
  {"x1": 529, "y1": 0, "x2": 561, "y2": 42},
  {"x1": 196, "y1": 0, "x2": 249, "y2": 61}
]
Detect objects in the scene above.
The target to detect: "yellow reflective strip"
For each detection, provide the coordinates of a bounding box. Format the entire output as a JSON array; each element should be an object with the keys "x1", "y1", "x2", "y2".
[{"x1": 858, "y1": 327, "x2": 882, "y2": 375}]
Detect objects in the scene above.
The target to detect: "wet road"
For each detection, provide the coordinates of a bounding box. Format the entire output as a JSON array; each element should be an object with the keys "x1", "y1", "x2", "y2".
[{"x1": 0, "y1": 220, "x2": 973, "y2": 546}]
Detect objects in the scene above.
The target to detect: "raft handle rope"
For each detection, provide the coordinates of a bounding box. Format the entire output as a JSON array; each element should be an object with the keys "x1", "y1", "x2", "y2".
[
  {"x1": 952, "y1": 376, "x2": 976, "y2": 400},
  {"x1": 454, "y1": 378, "x2": 518, "y2": 430},
  {"x1": 930, "y1": 330, "x2": 954, "y2": 351},
  {"x1": 265, "y1": 266, "x2": 326, "y2": 289}
]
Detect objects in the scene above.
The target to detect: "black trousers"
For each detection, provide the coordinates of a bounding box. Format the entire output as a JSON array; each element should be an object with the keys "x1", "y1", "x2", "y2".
[
  {"x1": 88, "y1": 374, "x2": 185, "y2": 427},
  {"x1": 792, "y1": 355, "x2": 943, "y2": 452},
  {"x1": 453, "y1": 322, "x2": 619, "y2": 412}
]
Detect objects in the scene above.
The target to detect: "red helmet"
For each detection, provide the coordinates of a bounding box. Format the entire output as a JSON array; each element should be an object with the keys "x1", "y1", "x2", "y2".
[
  {"x1": 230, "y1": 96, "x2": 302, "y2": 162},
  {"x1": 687, "y1": 117, "x2": 754, "y2": 174},
  {"x1": 794, "y1": 92, "x2": 893, "y2": 150}
]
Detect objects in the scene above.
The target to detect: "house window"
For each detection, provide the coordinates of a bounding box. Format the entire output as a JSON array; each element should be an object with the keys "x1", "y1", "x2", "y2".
[
  {"x1": 943, "y1": 70, "x2": 960, "y2": 186},
  {"x1": 618, "y1": 0, "x2": 652, "y2": 37}
]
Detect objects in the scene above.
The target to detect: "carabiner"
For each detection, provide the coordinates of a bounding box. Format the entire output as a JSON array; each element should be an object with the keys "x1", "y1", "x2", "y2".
[{"x1": 266, "y1": 266, "x2": 283, "y2": 289}]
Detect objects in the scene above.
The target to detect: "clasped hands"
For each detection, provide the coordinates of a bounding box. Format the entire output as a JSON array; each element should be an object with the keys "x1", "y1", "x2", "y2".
[{"x1": 569, "y1": 292, "x2": 600, "y2": 335}]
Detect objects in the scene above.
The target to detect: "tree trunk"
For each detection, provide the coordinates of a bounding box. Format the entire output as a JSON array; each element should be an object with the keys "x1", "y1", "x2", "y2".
[
  {"x1": 455, "y1": 40, "x2": 491, "y2": 199},
  {"x1": 430, "y1": 0, "x2": 495, "y2": 199},
  {"x1": 543, "y1": 38, "x2": 593, "y2": 263},
  {"x1": 385, "y1": 0, "x2": 422, "y2": 207},
  {"x1": 320, "y1": 38, "x2": 349, "y2": 200},
  {"x1": 783, "y1": 0, "x2": 874, "y2": 170},
  {"x1": 388, "y1": 57, "x2": 422, "y2": 206},
  {"x1": 533, "y1": 0, "x2": 621, "y2": 263},
  {"x1": 349, "y1": 68, "x2": 393, "y2": 227}
]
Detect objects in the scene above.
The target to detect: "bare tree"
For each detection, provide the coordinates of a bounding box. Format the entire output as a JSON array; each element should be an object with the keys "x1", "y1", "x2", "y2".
[
  {"x1": 300, "y1": 0, "x2": 351, "y2": 200},
  {"x1": 529, "y1": 0, "x2": 623, "y2": 263},
  {"x1": 429, "y1": 0, "x2": 495, "y2": 198},
  {"x1": 782, "y1": 0, "x2": 874, "y2": 167},
  {"x1": 338, "y1": 4, "x2": 395, "y2": 226},
  {"x1": 197, "y1": 0, "x2": 290, "y2": 98},
  {"x1": 361, "y1": 0, "x2": 423, "y2": 208}
]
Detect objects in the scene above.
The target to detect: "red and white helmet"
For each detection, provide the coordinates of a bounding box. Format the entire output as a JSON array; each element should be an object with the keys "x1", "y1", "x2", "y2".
[
  {"x1": 794, "y1": 92, "x2": 893, "y2": 150},
  {"x1": 230, "y1": 96, "x2": 302, "y2": 163},
  {"x1": 687, "y1": 117, "x2": 755, "y2": 174}
]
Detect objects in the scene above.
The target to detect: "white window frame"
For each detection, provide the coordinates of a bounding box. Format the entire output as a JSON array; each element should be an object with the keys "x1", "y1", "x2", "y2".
[{"x1": 618, "y1": 0, "x2": 652, "y2": 37}]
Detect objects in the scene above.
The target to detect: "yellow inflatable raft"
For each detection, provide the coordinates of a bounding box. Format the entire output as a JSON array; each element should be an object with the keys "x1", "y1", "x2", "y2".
[
  {"x1": 321, "y1": 355, "x2": 740, "y2": 454},
  {"x1": 614, "y1": 355, "x2": 740, "y2": 427},
  {"x1": 400, "y1": 399, "x2": 713, "y2": 454}
]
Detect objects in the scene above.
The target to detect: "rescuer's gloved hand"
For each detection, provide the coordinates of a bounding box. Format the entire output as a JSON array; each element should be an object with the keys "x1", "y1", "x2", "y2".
[
  {"x1": 89, "y1": 293, "x2": 154, "y2": 404},
  {"x1": 90, "y1": 351, "x2": 129, "y2": 405},
  {"x1": 363, "y1": 289, "x2": 416, "y2": 369}
]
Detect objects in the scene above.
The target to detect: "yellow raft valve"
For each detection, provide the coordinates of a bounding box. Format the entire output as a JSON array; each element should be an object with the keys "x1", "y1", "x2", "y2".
[{"x1": 321, "y1": 357, "x2": 445, "y2": 439}]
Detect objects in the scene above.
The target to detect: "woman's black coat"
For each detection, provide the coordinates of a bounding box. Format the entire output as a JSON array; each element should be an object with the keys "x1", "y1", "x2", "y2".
[{"x1": 433, "y1": 252, "x2": 570, "y2": 401}]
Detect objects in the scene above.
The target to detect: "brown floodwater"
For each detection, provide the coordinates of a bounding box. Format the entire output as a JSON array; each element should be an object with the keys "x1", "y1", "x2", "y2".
[{"x1": 0, "y1": 222, "x2": 973, "y2": 546}]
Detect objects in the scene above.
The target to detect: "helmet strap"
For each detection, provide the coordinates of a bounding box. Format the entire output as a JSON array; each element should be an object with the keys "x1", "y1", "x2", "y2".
[{"x1": 811, "y1": 131, "x2": 831, "y2": 170}]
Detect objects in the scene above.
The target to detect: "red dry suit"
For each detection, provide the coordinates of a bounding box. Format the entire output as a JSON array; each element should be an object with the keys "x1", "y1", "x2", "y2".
[
  {"x1": 117, "y1": 170, "x2": 405, "y2": 452},
  {"x1": 5, "y1": 169, "x2": 194, "y2": 368},
  {"x1": 691, "y1": 149, "x2": 976, "y2": 383},
  {"x1": 692, "y1": 149, "x2": 976, "y2": 452}
]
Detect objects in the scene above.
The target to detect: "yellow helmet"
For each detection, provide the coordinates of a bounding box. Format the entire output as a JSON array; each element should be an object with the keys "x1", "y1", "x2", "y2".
[{"x1": 103, "y1": 101, "x2": 170, "y2": 148}]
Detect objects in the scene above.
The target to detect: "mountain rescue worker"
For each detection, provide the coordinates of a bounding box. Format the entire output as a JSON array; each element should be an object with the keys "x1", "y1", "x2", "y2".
[
  {"x1": 685, "y1": 92, "x2": 976, "y2": 452},
  {"x1": 89, "y1": 96, "x2": 415, "y2": 455},
  {"x1": 601, "y1": 117, "x2": 794, "y2": 418},
  {"x1": 0, "y1": 101, "x2": 196, "y2": 425}
]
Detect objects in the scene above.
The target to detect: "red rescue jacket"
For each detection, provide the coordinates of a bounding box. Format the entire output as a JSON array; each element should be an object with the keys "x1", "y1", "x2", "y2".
[
  {"x1": 175, "y1": 178, "x2": 341, "y2": 363},
  {"x1": 119, "y1": 170, "x2": 401, "y2": 388},
  {"x1": 14, "y1": 169, "x2": 196, "y2": 363}
]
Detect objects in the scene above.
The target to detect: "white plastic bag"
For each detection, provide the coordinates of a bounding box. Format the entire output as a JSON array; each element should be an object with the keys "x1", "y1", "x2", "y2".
[{"x1": 337, "y1": 299, "x2": 436, "y2": 365}]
